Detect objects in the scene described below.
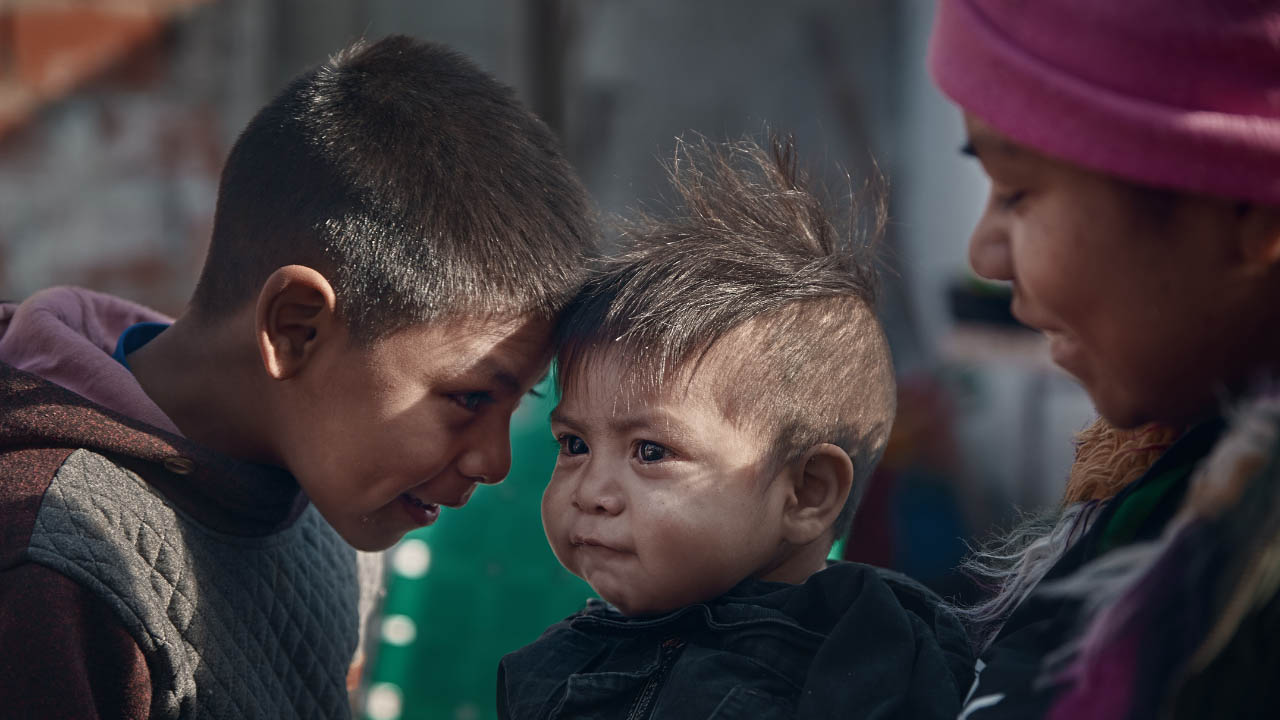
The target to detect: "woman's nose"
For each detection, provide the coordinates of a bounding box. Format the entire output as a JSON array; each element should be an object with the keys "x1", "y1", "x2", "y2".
[{"x1": 968, "y1": 212, "x2": 1014, "y2": 282}]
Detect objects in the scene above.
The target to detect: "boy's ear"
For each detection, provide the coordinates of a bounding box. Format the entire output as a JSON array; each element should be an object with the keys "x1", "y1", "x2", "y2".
[
  {"x1": 779, "y1": 443, "x2": 854, "y2": 547},
  {"x1": 255, "y1": 265, "x2": 340, "y2": 380}
]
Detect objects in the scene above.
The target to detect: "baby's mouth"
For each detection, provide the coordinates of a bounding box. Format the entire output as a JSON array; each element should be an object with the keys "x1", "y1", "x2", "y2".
[{"x1": 571, "y1": 535, "x2": 622, "y2": 552}]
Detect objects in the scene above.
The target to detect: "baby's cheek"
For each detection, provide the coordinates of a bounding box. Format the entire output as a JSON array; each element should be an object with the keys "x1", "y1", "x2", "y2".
[
  {"x1": 641, "y1": 506, "x2": 695, "y2": 546},
  {"x1": 540, "y1": 477, "x2": 570, "y2": 520},
  {"x1": 645, "y1": 516, "x2": 722, "y2": 577},
  {"x1": 539, "y1": 490, "x2": 571, "y2": 557}
]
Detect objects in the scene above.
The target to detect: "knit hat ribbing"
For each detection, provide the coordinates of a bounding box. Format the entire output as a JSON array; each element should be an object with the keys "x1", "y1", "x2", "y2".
[{"x1": 928, "y1": 0, "x2": 1280, "y2": 206}]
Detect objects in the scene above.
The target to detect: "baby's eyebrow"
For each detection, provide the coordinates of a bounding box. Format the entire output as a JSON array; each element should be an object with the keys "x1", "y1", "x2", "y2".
[
  {"x1": 606, "y1": 410, "x2": 693, "y2": 439},
  {"x1": 549, "y1": 407, "x2": 692, "y2": 439},
  {"x1": 548, "y1": 406, "x2": 579, "y2": 429}
]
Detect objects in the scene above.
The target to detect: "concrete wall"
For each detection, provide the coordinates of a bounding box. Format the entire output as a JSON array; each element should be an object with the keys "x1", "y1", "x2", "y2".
[{"x1": 0, "y1": 0, "x2": 1095, "y2": 507}]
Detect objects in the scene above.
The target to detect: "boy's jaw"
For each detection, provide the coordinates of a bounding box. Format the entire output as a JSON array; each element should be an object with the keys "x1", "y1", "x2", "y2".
[{"x1": 273, "y1": 312, "x2": 554, "y2": 552}]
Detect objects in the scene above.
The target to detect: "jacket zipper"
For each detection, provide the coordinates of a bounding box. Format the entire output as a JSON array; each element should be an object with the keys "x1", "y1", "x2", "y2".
[{"x1": 625, "y1": 637, "x2": 686, "y2": 720}]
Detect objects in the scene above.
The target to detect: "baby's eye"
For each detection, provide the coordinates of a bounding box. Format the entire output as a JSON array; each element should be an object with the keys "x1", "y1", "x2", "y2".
[
  {"x1": 558, "y1": 434, "x2": 589, "y2": 456},
  {"x1": 635, "y1": 441, "x2": 670, "y2": 463}
]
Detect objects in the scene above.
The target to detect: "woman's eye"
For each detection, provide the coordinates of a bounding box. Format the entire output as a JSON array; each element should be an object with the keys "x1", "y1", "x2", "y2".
[
  {"x1": 635, "y1": 441, "x2": 669, "y2": 463},
  {"x1": 452, "y1": 392, "x2": 492, "y2": 412},
  {"x1": 558, "y1": 434, "x2": 589, "y2": 456},
  {"x1": 994, "y1": 189, "x2": 1026, "y2": 210}
]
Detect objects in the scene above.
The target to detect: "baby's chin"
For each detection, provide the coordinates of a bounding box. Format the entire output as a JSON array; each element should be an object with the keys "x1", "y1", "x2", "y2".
[
  {"x1": 576, "y1": 559, "x2": 735, "y2": 616},
  {"x1": 606, "y1": 594, "x2": 682, "y2": 618},
  {"x1": 592, "y1": 582, "x2": 711, "y2": 618}
]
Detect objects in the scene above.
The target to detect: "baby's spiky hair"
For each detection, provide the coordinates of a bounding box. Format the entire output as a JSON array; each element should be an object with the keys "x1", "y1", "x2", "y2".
[{"x1": 557, "y1": 136, "x2": 896, "y2": 539}]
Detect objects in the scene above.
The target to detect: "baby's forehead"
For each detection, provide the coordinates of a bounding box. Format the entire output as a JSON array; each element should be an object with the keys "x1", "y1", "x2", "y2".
[
  {"x1": 554, "y1": 341, "x2": 766, "y2": 434},
  {"x1": 554, "y1": 366, "x2": 695, "y2": 420},
  {"x1": 559, "y1": 337, "x2": 743, "y2": 401}
]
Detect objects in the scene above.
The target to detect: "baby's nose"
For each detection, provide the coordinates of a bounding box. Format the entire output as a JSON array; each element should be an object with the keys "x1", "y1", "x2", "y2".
[
  {"x1": 572, "y1": 490, "x2": 623, "y2": 515},
  {"x1": 594, "y1": 495, "x2": 623, "y2": 515}
]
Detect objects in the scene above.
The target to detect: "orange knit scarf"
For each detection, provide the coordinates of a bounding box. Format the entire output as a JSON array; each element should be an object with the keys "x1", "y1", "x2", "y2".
[{"x1": 1062, "y1": 418, "x2": 1185, "y2": 505}]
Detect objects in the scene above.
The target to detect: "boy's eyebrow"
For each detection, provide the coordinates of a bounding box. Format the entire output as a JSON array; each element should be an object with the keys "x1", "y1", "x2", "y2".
[{"x1": 470, "y1": 358, "x2": 522, "y2": 395}]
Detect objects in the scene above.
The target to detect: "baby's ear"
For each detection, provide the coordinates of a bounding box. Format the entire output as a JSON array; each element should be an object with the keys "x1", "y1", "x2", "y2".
[
  {"x1": 255, "y1": 265, "x2": 340, "y2": 380},
  {"x1": 780, "y1": 443, "x2": 854, "y2": 546}
]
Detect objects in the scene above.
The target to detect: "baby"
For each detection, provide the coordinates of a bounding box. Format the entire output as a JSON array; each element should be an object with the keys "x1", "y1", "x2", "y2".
[{"x1": 498, "y1": 138, "x2": 972, "y2": 719}]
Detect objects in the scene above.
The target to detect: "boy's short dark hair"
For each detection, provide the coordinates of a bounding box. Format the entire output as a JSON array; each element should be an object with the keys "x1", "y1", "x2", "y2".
[
  {"x1": 557, "y1": 136, "x2": 896, "y2": 540},
  {"x1": 192, "y1": 35, "x2": 595, "y2": 341}
]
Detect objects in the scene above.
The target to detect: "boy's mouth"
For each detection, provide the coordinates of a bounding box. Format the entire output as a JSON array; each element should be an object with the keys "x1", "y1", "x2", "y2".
[{"x1": 399, "y1": 494, "x2": 440, "y2": 527}]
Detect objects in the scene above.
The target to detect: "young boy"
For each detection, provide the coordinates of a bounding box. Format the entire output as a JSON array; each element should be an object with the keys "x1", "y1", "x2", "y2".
[
  {"x1": 498, "y1": 139, "x2": 971, "y2": 719},
  {"x1": 0, "y1": 36, "x2": 595, "y2": 718}
]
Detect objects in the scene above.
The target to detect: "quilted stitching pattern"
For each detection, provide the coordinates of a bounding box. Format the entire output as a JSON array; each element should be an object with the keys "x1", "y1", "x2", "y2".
[{"x1": 27, "y1": 450, "x2": 358, "y2": 719}]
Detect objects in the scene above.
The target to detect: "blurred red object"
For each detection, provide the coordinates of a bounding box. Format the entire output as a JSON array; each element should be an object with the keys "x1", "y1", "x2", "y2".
[{"x1": 0, "y1": 1, "x2": 209, "y2": 139}]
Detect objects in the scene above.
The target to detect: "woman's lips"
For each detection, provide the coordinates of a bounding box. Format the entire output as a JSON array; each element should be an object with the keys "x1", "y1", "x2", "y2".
[
  {"x1": 1010, "y1": 300, "x2": 1084, "y2": 376},
  {"x1": 399, "y1": 494, "x2": 440, "y2": 527}
]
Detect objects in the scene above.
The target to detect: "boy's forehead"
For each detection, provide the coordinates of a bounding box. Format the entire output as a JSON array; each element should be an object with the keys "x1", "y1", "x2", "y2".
[
  {"x1": 394, "y1": 313, "x2": 553, "y2": 347},
  {"x1": 381, "y1": 313, "x2": 553, "y2": 379},
  {"x1": 440, "y1": 312, "x2": 553, "y2": 341}
]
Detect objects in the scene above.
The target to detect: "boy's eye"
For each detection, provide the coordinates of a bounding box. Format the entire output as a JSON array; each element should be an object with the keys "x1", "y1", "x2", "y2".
[
  {"x1": 635, "y1": 441, "x2": 670, "y2": 463},
  {"x1": 451, "y1": 392, "x2": 493, "y2": 412},
  {"x1": 558, "y1": 434, "x2": 589, "y2": 456}
]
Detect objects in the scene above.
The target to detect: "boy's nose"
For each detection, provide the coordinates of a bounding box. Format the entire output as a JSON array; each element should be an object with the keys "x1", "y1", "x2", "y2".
[{"x1": 456, "y1": 431, "x2": 512, "y2": 485}]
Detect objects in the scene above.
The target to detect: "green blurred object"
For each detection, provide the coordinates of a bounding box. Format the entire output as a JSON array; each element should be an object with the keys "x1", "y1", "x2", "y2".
[
  {"x1": 828, "y1": 536, "x2": 846, "y2": 562},
  {"x1": 363, "y1": 376, "x2": 594, "y2": 720}
]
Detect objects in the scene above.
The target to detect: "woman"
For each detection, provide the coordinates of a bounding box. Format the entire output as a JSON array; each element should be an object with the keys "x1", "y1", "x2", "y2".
[{"x1": 928, "y1": 1, "x2": 1280, "y2": 718}]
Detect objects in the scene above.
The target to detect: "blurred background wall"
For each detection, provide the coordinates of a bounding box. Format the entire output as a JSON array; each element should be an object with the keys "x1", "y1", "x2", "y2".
[{"x1": 0, "y1": 2, "x2": 1097, "y2": 718}]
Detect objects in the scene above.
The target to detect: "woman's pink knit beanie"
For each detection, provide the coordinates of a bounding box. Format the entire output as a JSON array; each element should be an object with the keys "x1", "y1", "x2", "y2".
[{"x1": 928, "y1": 0, "x2": 1280, "y2": 206}]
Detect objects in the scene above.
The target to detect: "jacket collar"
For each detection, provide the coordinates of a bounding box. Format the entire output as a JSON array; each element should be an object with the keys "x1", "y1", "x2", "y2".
[{"x1": 1, "y1": 362, "x2": 307, "y2": 536}]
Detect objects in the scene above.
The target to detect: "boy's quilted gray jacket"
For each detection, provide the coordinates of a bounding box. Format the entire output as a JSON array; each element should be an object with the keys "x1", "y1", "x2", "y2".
[{"x1": 0, "y1": 362, "x2": 359, "y2": 719}]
